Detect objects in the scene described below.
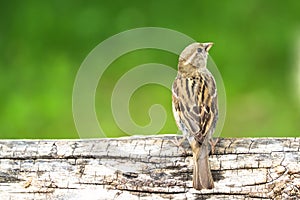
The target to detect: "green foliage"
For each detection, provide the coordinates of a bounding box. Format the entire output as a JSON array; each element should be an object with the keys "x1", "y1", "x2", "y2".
[{"x1": 0, "y1": 1, "x2": 299, "y2": 138}]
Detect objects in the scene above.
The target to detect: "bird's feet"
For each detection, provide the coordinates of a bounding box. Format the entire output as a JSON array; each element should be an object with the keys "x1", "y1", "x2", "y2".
[
  {"x1": 209, "y1": 137, "x2": 219, "y2": 154},
  {"x1": 172, "y1": 136, "x2": 187, "y2": 155}
]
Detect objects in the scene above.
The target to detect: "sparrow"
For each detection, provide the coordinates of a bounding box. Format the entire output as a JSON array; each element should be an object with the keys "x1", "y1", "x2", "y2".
[{"x1": 172, "y1": 42, "x2": 218, "y2": 190}]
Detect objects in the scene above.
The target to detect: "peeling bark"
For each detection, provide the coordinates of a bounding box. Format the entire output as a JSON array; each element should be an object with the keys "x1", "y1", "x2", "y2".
[{"x1": 0, "y1": 135, "x2": 299, "y2": 199}]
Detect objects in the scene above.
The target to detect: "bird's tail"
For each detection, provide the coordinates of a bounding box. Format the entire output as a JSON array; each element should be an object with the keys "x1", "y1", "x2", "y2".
[{"x1": 192, "y1": 141, "x2": 214, "y2": 190}]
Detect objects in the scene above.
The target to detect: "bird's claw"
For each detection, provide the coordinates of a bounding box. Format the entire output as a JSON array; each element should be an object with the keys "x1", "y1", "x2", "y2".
[
  {"x1": 172, "y1": 136, "x2": 187, "y2": 155},
  {"x1": 209, "y1": 137, "x2": 219, "y2": 154}
]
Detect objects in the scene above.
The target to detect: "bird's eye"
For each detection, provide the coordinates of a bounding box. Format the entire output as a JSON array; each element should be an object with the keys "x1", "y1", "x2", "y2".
[{"x1": 197, "y1": 48, "x2": 202, "y2": 53}]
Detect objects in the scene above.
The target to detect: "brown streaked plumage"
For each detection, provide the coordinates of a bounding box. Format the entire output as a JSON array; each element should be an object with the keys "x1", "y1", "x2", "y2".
[{"x1": 172, "y1": 42, "x2": 218, "y2": 190}]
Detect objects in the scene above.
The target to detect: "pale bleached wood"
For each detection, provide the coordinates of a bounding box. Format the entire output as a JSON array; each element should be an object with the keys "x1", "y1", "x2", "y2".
[{"x1": 0, "y1": 135, "x2": 299, "y2": 200}]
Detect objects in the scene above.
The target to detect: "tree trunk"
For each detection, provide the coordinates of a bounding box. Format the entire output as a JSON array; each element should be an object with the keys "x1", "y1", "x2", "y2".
[{"x1": 0, "y1": 135, "x2": 299, "y2": 199}]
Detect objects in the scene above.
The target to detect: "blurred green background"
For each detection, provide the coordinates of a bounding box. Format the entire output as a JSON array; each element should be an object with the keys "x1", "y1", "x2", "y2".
[{"x1": 1, "y1": 1, "x2": 300, "y2": 139}]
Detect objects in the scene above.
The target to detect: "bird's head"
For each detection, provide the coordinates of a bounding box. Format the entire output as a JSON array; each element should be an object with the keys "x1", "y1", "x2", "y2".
[{"x1": 178, "y1": 42, "x2": 213, "y2": 72}]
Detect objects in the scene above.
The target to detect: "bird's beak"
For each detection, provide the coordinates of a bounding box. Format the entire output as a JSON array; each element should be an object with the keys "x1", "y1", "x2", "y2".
[{"x1": 204, "y1": 42, "x2": 214, "y2": 52}]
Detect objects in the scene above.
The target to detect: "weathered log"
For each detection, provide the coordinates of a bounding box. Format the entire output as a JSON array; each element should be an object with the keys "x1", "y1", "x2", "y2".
[{"x1": 0, "y1": 135, "x2": 299, "y2": 199}]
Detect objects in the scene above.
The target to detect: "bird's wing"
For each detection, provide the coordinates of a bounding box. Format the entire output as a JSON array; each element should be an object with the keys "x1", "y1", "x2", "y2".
[{"x1": 172, "y1": 73, "x2": 218, "y2": 144}]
